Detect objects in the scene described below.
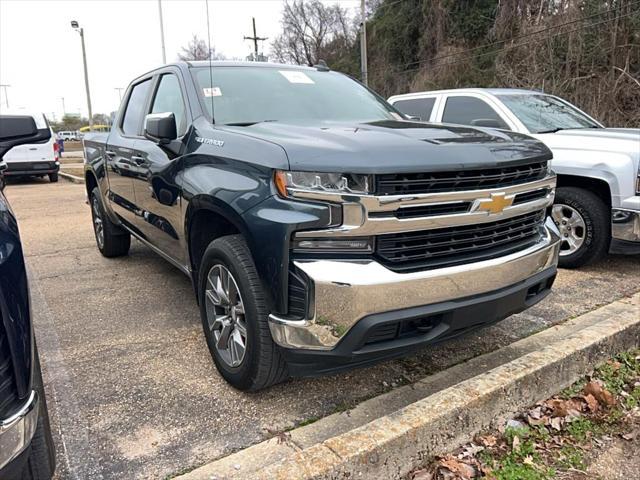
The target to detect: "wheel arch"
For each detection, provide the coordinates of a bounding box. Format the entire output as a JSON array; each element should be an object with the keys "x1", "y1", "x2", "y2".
[{"x1": 556, "y1": 174, "x2": 612, "y2": 209}]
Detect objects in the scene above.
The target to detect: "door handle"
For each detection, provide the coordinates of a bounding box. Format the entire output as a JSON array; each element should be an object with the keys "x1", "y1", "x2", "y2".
[{"x1": 131, "y1": 156, "x2": 145, "y2": 166}]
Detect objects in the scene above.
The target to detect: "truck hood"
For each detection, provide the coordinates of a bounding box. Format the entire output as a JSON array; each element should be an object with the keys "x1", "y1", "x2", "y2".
[
  {"x1": 221, "y1": 120, "x2": 551, "y2": 173},
  {"x1": 532, "y1": 128, "x2": 640, "y2": 156}
]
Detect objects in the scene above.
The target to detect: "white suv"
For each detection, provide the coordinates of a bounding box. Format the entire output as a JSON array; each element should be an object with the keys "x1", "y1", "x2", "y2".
[
  {"x1": 388, "y1": 89, "x2": 640, "y2": 267},
  {"x1": 3, "y1": 111, "x2": 60, "y2": 182}
]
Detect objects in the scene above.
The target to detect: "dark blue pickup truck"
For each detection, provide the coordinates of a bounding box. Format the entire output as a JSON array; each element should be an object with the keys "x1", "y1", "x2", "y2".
[
  {"x1": 84, "y1": 61, "x2": 561, "y2": 391},
  {"x1": 0, "y1": 116, "x2": 55, "y2": 479}
]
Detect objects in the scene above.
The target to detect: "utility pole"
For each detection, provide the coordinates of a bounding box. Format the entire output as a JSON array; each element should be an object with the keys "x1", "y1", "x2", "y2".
[
  {"x1": 360, "y1": 0, "x2": 368, "y2": 86},
  {"x1": 71, "y1": 21, "x2": 93, "y2": 129},
  {"x1": 0, "y1": 84, "x2": 10, "y2": 108},
  {"x1": 244, "y1": 17, "x2": 267, "y2": 61},
  {"x1": 60, "y1": 97, "x2": 66, "y2": 115},
  {"x1": 158, "y1": 0, "x2": 167, "y2": 64},
  {"x1": 114, "y1": 87, "x2": 124, "y2": 103}
]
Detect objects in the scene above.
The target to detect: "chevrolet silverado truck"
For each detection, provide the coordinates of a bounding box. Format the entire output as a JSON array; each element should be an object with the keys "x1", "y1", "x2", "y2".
[
  {"x1": 0, "y1": 114, "x2": 56, "y2": 479},
  {"x1": 83, "y1": 62, "x2": 561, "y2": 391},
  {"x1": 388, "y1": 89, "x2": 640, "y2": 267}
]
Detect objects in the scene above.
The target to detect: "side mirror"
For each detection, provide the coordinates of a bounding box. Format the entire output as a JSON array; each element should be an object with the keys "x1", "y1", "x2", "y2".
[
  {"x1": 0, "y1": 115, "x2": 52, "y2": 159},
  {"x1": 471, "y1": 118, "x2": 504, "y2": 129},
  {"x1": 144, "y1": 113, "x2": 177, "y2": 145}
]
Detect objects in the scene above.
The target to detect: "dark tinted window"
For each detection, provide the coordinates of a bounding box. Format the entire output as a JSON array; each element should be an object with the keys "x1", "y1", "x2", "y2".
[
  {"x1": 393, "y1": 97, "x2": 436, "y2": 121},
  {"x1": 122, "y1": 79, "x2": 152, "y2": 135},
  {"x1": 442, "y1": 96, "x2": 508, "y2": 129},
  {"x1": 150, "y1": 74, "x2": 187, "y2": 136}
]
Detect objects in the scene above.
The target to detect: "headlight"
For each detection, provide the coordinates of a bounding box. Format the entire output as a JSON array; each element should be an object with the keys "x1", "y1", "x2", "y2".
[{"x1": 275, "y1": 170, "x2": 371, "y2": 197}]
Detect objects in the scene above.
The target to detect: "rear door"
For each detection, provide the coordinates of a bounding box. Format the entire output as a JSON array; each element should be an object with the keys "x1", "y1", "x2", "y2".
[
  {"x1": 105, "y1": 77, "x2": 153, "y2": 225},
  {"x1": 129, "y1": 70, "x2": 191, "y2": 265}
]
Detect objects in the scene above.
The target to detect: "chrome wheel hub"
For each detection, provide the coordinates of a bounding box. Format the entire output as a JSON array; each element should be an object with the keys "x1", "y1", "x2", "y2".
[
  {"x1": 552, "y1": 204, "x2": 586, "y2": 256},
  {"x1": 92, "y1": 197, "x2": 104, "y2": 249},
  {"x1": 205, "y1": 264, "x2": 247, "y2": 368}
]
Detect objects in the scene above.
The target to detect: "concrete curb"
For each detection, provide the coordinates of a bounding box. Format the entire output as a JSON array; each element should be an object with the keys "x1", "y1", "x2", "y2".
[
  {"x1": 176, "y1": 293, "x2": 640, "y2": 480},
  {"x1": 59, "y1": 171, "x2": 84, "y2": 184}
]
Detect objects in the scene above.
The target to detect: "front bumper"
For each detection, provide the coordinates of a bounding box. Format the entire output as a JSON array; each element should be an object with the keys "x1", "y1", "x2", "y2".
[
  {"x1": 610, "y1": 208, "x2": 640, "y2": 254},
  {"x1": 0, "y1": 391, "x2": 39, "y2": 471},
  {"x1": 269, "y1": 217, "x2": 561, "y2": 353},
  {"x1": 4, "y1": 161, "x2": 59, "y2": 176}
]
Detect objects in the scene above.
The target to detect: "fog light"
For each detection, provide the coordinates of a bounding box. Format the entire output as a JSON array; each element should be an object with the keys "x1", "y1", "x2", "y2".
[{"x1": 292, "y1": 237, "x2": 373, "y2": 252}]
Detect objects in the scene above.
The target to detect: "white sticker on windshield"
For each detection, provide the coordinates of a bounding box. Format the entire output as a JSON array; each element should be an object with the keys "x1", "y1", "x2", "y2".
[
  {"x1": 279, "y1": 70, "x2": 315, "y2": 84},
  {"x1": 203, "y1": 87, "x2": 222, "y2": 97}
]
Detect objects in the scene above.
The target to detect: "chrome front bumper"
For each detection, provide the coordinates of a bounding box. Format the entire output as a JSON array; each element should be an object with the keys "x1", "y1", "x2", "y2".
[
  {"x1": 269, "y1": 217, "x2": 561, "y2": 350},
  {"x1": 612, "y1": 208, "x2": 640, "y2": 242},
  {"x1": 0, "y1": 391, "x2": 39, "y2": 470}
]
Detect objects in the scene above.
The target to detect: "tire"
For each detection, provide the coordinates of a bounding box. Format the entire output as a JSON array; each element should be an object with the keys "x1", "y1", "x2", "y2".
[
  {"x1": 21, "y1": 346, "x2": 55, "y2": 480},
  {"x1": 90, "y1": 187, "x2": 131, "y2": 258},
  {"x1": 553, "y1": 186, "x2": 610, "y2": 268},
  {"x1": 48, "y1": 173, "x2": 58, "y2": 183},
  {"x1": 198, "y1": 234, "x2": 288, "y2": 391}
]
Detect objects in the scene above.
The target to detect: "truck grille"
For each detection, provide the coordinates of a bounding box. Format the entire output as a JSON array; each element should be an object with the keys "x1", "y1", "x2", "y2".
[
  {"x1": 0, "y1": 317, "x2": 19, "y2": 418},
  {"x1": 376, "y1": 210, "x2": 545, "y2": 272},
  {"x1": 375, "y1": 161, "x2": 548, "y2": 195}
]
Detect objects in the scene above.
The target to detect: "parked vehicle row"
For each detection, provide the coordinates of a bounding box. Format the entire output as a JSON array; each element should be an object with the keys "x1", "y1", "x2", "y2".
[
  {"x1": 0, "y1": 115, "x2": 56, "y2": 480},
  {"x1": 388, "y1": 89, "x2": 640, "y2": 267},
  {"x1": 83, "y1": 61, "x2": 561, "y2": 391}
]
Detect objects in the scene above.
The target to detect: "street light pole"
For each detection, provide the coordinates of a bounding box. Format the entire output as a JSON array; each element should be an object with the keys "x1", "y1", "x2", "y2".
[
  {"x1": 359, "y1": 0, "x2": 368, "y2": 86},
  {"x1": 114, "y1": 87, "x2": 124, "y2": 103},
  {"x1": 158, "y1": 0, "x2": 167, "y2": 64},
  {"x1": 71, "y1": 20, "x2": 93, "y2": 130},
  {"x1": 60, "y1": 97, "x2": 66, "y2": 115}
]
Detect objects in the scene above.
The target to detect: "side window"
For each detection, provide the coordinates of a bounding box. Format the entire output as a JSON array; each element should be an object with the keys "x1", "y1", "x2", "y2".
[
  {"x1": 121, "y1": 79, "x2": 152, "y2": 136},
  {"x1": 442, "y1": 96, "x2": 508, "y2": 129},
  {"x1": 150, "y1": 74, "x2": 187, "y2": 137},
  {"x1": 393, "y1": 97, "x2": 436, "y2": 121}
]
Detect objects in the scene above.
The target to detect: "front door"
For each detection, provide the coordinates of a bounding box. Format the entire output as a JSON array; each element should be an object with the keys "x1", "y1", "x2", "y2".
[{"x1": 130, "y1": 72, "x2": 190, "y2": 266}]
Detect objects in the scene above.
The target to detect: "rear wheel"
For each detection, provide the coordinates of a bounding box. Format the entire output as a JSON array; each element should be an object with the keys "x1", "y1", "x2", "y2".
[
  {"x1": 198, "y1": 234, "x2": 288, "y2": 391},
  {"x1": 90, "y1": 187, "x2": 131, "y2": 257},
  {"x1": 553, "y1": 186, "x2": 609, "y2": 268},
  {"x1": 48, "y1": 173, "x2": 58, "y2": 183}
]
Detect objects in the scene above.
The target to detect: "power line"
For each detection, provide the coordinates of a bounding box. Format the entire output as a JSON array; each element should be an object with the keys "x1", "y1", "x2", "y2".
[
  {"x1": 368, "y1": 1, "x2": 640, "y2": 76},
  {"x1": 371, "y1": 8, "x2": 639, "y2": 77}
]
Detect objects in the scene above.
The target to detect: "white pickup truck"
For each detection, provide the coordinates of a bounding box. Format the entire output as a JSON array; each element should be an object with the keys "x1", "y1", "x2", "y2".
[{"x1": 388, "y1": 89, "x2": 640, "y2": 267}]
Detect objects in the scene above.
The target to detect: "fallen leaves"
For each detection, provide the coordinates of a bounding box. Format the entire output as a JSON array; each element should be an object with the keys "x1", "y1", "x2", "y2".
[{"x1": 584, "y1": 380, "x2": 616, "y2": 407}]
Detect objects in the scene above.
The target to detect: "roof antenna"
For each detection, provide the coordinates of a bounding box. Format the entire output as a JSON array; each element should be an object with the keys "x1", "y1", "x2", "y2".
[{"x1": 205, "y1": 0, "x2": 215, "y2": 123}]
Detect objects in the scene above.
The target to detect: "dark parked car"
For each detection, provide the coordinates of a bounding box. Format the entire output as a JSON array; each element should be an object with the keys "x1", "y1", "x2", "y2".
[
  {"x1": 84, "y1": 61, "x2": 560, "y2": 391},
  {"x1": 0, "y1": 115, "x2": 55, "y2": 479}
]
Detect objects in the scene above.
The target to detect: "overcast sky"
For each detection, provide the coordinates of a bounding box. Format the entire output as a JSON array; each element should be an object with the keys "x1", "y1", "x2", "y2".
[{"x1": 0, "y1": 0, "x2": 360, "y2": 120}]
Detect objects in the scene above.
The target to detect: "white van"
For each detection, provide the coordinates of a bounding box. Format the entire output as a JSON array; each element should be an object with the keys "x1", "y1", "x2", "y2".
[
  {"x1": 57, "y1": 130, "x2": 79, "y2": 141},
  {"x1": 3, "y1": 111, "x2": 60, "y2": 182}
]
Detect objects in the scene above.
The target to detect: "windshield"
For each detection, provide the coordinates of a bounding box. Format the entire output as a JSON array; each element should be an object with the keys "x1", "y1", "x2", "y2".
[
  {"x1": 497, "y1": 94, "x2": 601, "y2": 133},
  {"x1": 191, "y1": 66, "x2": 398, "y2": 125}
]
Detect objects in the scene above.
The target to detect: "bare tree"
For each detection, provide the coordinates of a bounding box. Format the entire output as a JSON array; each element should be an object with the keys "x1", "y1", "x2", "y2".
[
  {"x1": 272, "y1": 0, "x2": 357, "y2": 66},
  {"x1": 178, "y1": 34, "x2": 226, "y2": 61}
]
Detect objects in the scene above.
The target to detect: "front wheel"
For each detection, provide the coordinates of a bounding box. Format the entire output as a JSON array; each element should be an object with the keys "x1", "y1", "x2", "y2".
[
  {"x1": 552, "y1": 186, "x2": 610, "y2": 268},
  {"x1": 198, "y1": 234, "x2": 288, "y2": 391}
]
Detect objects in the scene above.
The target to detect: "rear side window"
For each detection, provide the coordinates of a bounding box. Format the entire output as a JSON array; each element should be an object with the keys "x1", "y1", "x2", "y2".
[
  {"x1": 442, "y1": 96, "x2": 508, "y2": 128},
  {"x1": 393, "y1": 97, "x2": 436, "y2": 121},
  {"x1": 150, "y1": 74, "x2": 187, "y2": 137},
  {"x1": 121, "y1": 79, "x2": 152, "y2": 136}
]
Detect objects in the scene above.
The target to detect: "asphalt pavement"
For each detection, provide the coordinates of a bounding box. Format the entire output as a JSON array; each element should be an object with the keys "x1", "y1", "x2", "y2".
[{"x1": 5, "y1": 178, "x2": 640, "y2": 479}]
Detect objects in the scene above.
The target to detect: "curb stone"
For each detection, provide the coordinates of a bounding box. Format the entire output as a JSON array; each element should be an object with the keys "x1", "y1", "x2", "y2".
[{"x1": 176, "y1": 293, "x2": 640, "y2": 480}]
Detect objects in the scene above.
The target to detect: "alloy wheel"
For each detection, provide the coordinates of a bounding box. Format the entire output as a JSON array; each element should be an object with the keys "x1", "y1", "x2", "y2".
[
  {"x1": 552, "y1": 204, "x2": 586, "y2": 256},
  {"x1": 92, "y1": 196, "x2": 104, "y2": 250},
  {"x1": 205, "y1": 264, "x2": 248, "y2": 368}
]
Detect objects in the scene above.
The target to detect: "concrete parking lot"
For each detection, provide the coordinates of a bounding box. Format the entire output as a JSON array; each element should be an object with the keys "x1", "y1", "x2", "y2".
[{"x1": 5, "y1": 178, "x2": 640, "y2": 480}]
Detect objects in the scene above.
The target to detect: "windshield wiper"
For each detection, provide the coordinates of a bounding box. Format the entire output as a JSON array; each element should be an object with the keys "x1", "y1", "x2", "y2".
[
  {"x1": 223, "y1": 120, "x2": 278, "y2": 127},
  {"x1": 537, "y1": 126, "x2": 600, "y2": 134}
]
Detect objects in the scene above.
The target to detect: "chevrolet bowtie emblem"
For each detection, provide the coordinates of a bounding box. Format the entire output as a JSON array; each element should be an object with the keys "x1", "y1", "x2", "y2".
[{"x1": 476, "y1": 192, "x2": 515, "y2": 214}]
